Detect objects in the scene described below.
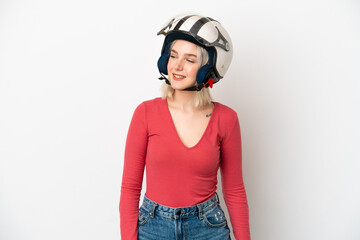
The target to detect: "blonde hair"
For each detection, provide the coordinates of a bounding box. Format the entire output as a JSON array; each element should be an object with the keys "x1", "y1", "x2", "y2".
[{"x1": 160, "y1": 40, "x2": 213, "y2": 109}]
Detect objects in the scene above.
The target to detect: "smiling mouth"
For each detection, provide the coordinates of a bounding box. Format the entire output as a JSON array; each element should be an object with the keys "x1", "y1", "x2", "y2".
[{"x1": 173, "y1": 73, "x2": 186, "y2": 81}]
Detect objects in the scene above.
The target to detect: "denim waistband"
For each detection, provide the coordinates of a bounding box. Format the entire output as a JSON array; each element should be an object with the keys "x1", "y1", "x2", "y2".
[{"x1": 141, "y1": 192, "x2": 220, "y2": 220}]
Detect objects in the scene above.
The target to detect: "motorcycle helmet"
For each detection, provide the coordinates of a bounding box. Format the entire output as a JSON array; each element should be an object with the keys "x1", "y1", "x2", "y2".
[{"x1": 157, "y1": 12, "x2": 233, "y2": 91}]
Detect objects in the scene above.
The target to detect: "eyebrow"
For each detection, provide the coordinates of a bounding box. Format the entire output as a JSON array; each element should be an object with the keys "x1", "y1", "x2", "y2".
[{"x1": 171, "y1": 49, "x2": 197, "y2": 58}]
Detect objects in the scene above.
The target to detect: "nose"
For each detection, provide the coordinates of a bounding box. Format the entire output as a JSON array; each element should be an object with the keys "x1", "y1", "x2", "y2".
[{"x1": 174, "y1": 59, "x2": 184, "y2": 70}]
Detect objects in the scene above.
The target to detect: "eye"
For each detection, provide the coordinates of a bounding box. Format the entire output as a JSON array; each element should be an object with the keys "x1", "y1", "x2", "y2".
[
  {"x1": 170, "y1": 55, "x2": 176, "y2": 59},
  {"x1": 187, "y1": 59, "x2": 195, "y2": 63}
]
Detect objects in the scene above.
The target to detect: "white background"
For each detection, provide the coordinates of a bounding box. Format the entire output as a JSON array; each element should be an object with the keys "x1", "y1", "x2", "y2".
[{"x1": 0, "y1": 0, "x2": 359, "y2": 239}]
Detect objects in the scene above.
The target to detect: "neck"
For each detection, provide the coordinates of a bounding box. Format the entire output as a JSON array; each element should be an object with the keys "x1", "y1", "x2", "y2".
[{"x1": 168, "y1": 90, "x2": 197, "y2": 112}]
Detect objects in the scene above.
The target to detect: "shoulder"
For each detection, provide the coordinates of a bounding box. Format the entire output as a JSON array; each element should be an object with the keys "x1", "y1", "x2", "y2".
[
  {"x1": 140, "y1": 96, "x2": 164, "y2": 110},
  {"x1": 133, "y1": 97, "x2": 164, "y2": 115},
  {"x1": 214, "y1": 102, "x2": 241, "y2": 138},
  {"x1": 214, "y1": 101, "x2": 238, "y2": 123},
  {"x1": 142, "y1": 96, "x2": 163, "y2": 106},
  {"x1": 134, "y1": 97, "x2": 162, "y2": 107}
]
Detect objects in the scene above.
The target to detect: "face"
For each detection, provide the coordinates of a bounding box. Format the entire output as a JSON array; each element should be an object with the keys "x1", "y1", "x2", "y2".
[{"x1": 167, "y1": 39, "x2": 199, "y2": 90}]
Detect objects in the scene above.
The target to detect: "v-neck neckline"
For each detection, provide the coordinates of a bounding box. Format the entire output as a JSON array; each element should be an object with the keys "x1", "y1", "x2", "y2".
[{"x1": 164, "y1": 97, "x2": 217, "y2": 150}]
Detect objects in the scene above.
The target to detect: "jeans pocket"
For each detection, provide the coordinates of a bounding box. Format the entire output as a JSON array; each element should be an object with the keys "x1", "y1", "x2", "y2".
[
  {"x1": 202, "y1": 203, "x2": 227, "y2": 228},
  {"x1": 138, "y1": 205, "x2": 151, "y2": 226}
]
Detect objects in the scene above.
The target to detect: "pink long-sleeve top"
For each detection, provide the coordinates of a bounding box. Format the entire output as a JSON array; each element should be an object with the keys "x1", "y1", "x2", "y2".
[{"x1": 119, "y1": 97, "x2": 250, "y2": 240}]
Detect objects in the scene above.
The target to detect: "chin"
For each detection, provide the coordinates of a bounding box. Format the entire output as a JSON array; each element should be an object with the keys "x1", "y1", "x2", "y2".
[
  {"x1": 171, "y1": 83, "x2": 193, "y2": 90},
  {"x1": 169, "y1": 79, "x2": 196, "y2": 90}
]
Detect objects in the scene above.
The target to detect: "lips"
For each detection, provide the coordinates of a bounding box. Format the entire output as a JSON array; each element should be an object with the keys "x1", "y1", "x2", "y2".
[{"x1": 172, "y1": 73, "x2": 186, "y2": 81}]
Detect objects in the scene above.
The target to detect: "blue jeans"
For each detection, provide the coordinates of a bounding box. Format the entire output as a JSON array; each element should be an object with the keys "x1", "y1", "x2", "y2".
[{"x1": 138, "y1": 192, "x2": 231, "y2": 240}]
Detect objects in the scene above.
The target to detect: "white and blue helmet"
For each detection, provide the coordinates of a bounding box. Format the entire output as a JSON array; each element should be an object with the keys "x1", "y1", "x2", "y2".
[{"x1": 157, "y1": 12, "x2": 233, "y2": 91}]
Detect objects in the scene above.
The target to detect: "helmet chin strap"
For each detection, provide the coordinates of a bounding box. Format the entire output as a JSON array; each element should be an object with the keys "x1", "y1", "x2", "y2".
[{"x1": 158, "y1": 73, "x2": 214, "y2": 91}]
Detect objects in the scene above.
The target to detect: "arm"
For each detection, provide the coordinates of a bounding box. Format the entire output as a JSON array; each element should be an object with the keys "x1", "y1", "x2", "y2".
[
  {"x1": 119, "y1": 102, "x2": 148, "y2": 240},
  {"x1": 220, "y1": 113, "x2": 251, "y2": 240}
]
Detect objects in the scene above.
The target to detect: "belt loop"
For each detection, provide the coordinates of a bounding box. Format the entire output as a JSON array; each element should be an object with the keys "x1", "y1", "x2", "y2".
[
  {"x1": 197, "y1": 204, "x2": 204, "y2": 220},
  {"x1": 149, "y1": 202, "x2": 158, "y2": 218},
  {"x1": 215, "y1": 192, "x2": 219, "y2": 204}
]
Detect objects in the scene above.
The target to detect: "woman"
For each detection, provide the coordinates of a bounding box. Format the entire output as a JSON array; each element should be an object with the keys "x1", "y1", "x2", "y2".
[{"x1": 120, "y1": 12, "x2": 250, "y2": 240}]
